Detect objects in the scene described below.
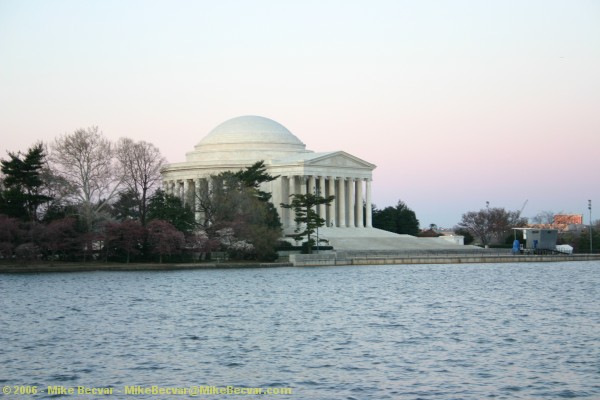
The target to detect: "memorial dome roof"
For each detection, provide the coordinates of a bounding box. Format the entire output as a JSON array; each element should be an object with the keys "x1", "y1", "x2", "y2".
[
  {"x1": 198, "y1": 115, "x2": 305, "y2": 147},
  {"x1": 187, "y1": 115, "x2": 309, "y2": 163}
]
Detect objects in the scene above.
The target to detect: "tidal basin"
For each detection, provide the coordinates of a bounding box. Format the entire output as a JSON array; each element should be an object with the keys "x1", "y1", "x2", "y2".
[{"x1": 1, "y1": 261, "x2": 599, "y2": 399}]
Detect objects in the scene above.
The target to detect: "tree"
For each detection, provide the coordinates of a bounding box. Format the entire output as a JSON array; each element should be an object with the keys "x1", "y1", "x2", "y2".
[
  {"x1": 208, "y1": 173, "x2": 280, "y2": 259},
  {"x1": 372, "y1": 200, "x2": 420, "y2": 236},
  {"x1": 50, "y1": 126, "x2": 121, "y2": 231},
  {"x1": 194, "y1": 166, "x2": 282, "y2": 260},
  {"x1": 116, "y1": 138, "x2": 166, "y2": 226},
  {"x1": 37, "y1": 217, "x2": 79, "y2": 262},
  {"x1": 0, "y1": 214, "x2": 22, "y2": 258},
  {"x1": 147, "y1": 220, "x2": 185, "y2": 263},
  {"x1": 234, "y1": 161, "x2": 279, "y2": 203},
  {"x1": 453, "y1": 227, "x2": 474, "y2": 245},
  {"x1": 531, "y1": 210, "x2": 555, "y2": 225},
  {"x1": 38, "y1": 165, "x2": 79, "y2": 223},
  {"x1": 197, "y1": 162, "x2": 282, "y2": 229},
  {"x1": 281, "y1": 192, "x2": 335, "y2": 253},
  {"x1": 574, "y1": 224, "x2": 599, "y2": 254},
  {"x1": 103, "y1": 220, "x2": 145, "y2": 263},
  {"x1": 111, "y1": 190, "x2": 141, "y2": 221},
  {"x1": 0, "y1": 143, "x2": 52, "y2": 221},
  {"x1": 147, "y1": 190, "x2": 196, "y2": 234},
  {"x1": 233, "y1": 160, "x2": 281, "y2": 229},
  {"x1": 458, "y1": 207, "x2": 527, "y2": 246}
]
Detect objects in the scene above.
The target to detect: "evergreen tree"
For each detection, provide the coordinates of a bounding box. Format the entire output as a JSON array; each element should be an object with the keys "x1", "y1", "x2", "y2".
[
  {"x1": 147, "y1": 190, "x2": 196, "y2": 234},
  {"x1": 281, "y1": 192, "x2": 335, "y2": 253},
  {"x1": 201, "y1": 171, "x2": 282, "y2": 260},
  {"x1": 233, "y1": 161, "x2": 281, "y2": 228},
  {"x1": 234, "y1": 161, "x2": 278, "y2": 202},
  {"x1": 372, "y1": 200, "x2": 420, "y2": 236},
  {"x1": 0, "y1": 143, "x2": 52, "y2": 221},
  {"x1": 111, "y1": 190, "x2": 141, "y2": 221}
]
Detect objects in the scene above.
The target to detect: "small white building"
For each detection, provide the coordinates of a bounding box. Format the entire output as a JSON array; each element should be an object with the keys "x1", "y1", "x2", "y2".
[{"x1": 514, "y1": 228, "x2": 559, "y2": 251}]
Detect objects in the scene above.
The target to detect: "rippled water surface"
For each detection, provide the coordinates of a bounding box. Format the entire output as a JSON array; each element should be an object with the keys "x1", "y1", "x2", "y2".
[{"x1": 1, "y1": 262, "x2": 599, "y2": 399}]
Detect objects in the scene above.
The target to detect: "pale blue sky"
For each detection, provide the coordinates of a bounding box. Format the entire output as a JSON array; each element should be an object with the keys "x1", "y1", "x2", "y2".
[{"x1": 1, "y1": 0, "x2": 599, "y2": 228}]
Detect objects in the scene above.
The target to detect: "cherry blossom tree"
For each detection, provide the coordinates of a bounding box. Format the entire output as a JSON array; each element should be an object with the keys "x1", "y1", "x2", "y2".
[
  {"x1": 147, "y1": 219, "x2": 185, "y2": 263},
  {"x1": 103, "y1": 220, "x2": 145, "y2": 263},
  {"x1": 37, "y1": 217, "x2": 78, "y2": 262},
  {"x1": 0, "y1": 214, "x2": 22, "y2": 258}
]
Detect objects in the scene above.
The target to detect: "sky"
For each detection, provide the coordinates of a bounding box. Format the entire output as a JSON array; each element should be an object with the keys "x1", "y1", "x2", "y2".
[{"x1": 1, "y1": 0, "x2": 599, "y2": 229}]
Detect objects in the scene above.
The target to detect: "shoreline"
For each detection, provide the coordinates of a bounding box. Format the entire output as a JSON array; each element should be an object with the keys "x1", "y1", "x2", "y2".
[
  {"x1": 0, "y1": 261, "x2": 294, "y2": 273},
  {"x1": 1, "y1": 254, "x2": 599, "y2": 273}
]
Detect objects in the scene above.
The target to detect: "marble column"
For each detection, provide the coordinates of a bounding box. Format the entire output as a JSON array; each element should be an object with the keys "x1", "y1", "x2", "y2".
[
  {"x1": 327, "y1": 176, "x2": 336, "y2": 227},
  {"x1": 318, "y1": 176, "x2": 326, "y2": 222},
  {"x1": 365, "y1": 179, "x2": 372, "y2": 228},
  {"x1": 347, "y1": 178, "x2": 355, "y2": 228},
  {"x1": 183, "y1": 180, "x2": 190, "y2": 207},
  {"x1": 308, "y1": 175, "x2": 316, "y2": 195},
  {"x1": 288, "y1": 175, "x2": 296, "y2": 228},
  {"x1": 300, "y1": 176, "x2": 307, "y2": 195},
  {"x1": 356, "y1": 178, "x2": 364, "y2": 228},
  {"x1": 337, "y1": 177, "x2": 345, "y2": 228},
  {"x1": 298, "y1": 176, "x2": 307, "y2": 230},
  {"x1": 177, "y1": 180, "x2": 184, "y2": 200},
  {"x1": 279, "y1": 176, "x2": 287, "y2": 229},
  {"x1": 270, "y1": 175, "x2": 282, "y2": 228},
  {"x1": 194, "y1": 178, "x2": 202, "y2": 222}
]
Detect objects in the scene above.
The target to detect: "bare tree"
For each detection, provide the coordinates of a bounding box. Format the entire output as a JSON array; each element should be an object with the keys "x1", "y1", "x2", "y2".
[
  {"x1": 531, "y1": 210, "x2": 556, "y2": 225},
  {"x1": 116, "y1": 138, "x2": 166, "y2": 226},
  {"x1": 458, "y1": 207, "x2": 527, "y2": 246},
  {"x1": 50, "y1": 126, "x2": 121, "y2": 231}
]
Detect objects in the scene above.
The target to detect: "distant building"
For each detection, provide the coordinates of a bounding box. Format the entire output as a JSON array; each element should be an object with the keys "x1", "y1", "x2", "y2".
[
  {"x1": 554, "y1": 214, "x2": 583, "y2": 225},
  {"x1": 513, "y1": 228, "x2": 558, "y2": 251},
  {"x1": 527, "y1": 214, "x2": 585, "y2": 232},
  {"x1": 553, "y1": 214, "x2": 584, "y2": 231}
]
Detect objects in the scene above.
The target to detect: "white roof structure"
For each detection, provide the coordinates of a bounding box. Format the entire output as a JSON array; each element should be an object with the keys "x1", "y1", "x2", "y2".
[
  {"x1": 164, "y1": 115, "x2": 375, "y2": 178},
  {"x1": 186, "y1": 116, "x2": 311, "y2": 164}
]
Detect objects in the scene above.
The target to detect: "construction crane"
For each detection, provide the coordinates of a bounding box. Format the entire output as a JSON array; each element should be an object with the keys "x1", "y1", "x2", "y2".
[{"x1": 519, "y1": 199, "x2": 528, "y2": 217}]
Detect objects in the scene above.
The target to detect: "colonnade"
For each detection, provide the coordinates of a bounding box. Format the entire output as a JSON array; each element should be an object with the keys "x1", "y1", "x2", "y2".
[
  {"x1": 275, "y1": 175, "x2": 372, "y2": 229},
  {"x1": 162, "y1": 174, "x2": 373, "y2": 229}
]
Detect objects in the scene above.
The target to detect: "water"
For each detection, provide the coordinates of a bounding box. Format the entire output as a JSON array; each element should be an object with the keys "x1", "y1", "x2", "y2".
[{"x1": 1, "y1": 262, "x2": 599, "y2": 399}]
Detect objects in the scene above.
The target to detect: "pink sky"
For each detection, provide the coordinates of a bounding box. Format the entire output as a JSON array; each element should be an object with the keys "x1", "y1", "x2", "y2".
[{"x1": 1, "y1": 0, "x2": 599, "y2": 228}]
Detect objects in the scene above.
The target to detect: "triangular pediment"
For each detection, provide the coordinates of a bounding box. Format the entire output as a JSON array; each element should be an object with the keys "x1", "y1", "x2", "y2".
[{"x1": 303, "y1": 151, "x2": 375, "y2": 169}]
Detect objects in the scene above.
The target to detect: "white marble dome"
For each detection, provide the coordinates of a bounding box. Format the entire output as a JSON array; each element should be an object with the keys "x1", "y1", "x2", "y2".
[
  {"x1": 186, "y1": 115, "x2": 310, "y2": 163},
  {"x1": 199, "y1": 115, "x2": 304, "y2": 147}
]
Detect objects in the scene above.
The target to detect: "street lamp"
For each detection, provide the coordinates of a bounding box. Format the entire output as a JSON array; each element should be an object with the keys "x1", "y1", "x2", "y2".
[{"x1": 589, "y1": 200, "x2": 593, "y2": 254}]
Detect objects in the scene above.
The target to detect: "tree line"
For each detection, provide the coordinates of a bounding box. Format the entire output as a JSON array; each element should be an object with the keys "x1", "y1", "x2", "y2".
[
  {"x1": 0, "y1": 127, "x2": 288, "y2": 263},
  {"x1": 9, "y1": 128, "x2": 591, "y2": 259},
  {"x1": 453, "y1": 207, "x2": 597, "y2": 253}
]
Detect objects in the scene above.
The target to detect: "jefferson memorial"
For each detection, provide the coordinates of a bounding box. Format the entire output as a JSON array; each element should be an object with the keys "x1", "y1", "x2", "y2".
[{"x1": 161, "y1": 115, "x2": 466, "y2": 251}]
